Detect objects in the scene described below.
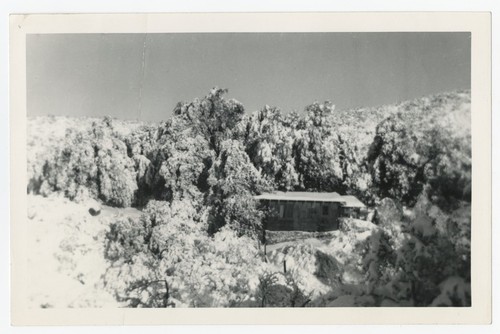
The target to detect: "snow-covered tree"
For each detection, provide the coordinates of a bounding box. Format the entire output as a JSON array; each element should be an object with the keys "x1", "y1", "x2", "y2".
[
  {"x1": 172, "y1": 87, "x2": 245, "y2": 155},
  {"x1": 156, "y1": 129, "x2": 214, "y2": 206},
  {"x1": 35, "y1": 117, "x2": 138, "y2": 207},
  {"x1": 92, "y1": 119, "x2": 138, "y2": 207},
  {"x1": 124, "y1": 124, "x2": 162, "y2": 205},
  {"x1": 242, "y1": 106, "x2": 300, "y2": 190},
  {"x1": 207, "y1": 139, "x2": 270, "y2": 236},
  {"x1": 367, "y1": 92, "x2": 471, "y2": 209},
  {"x1": 295, "y1": 101, "x2": 361, "y2": 193}
]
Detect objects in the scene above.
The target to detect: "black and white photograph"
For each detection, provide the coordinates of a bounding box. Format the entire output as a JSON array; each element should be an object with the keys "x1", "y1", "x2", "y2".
[{"x1": 9, "y1": 12, "x2": 492, "y2": 326}]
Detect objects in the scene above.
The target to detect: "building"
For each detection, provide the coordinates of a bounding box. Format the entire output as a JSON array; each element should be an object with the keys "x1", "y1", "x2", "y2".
[
  {"x1": 339, "y1": 195, "x2": 366, "y2": 219},
  {"x1": 254, "y1": 191, "x2": 366, "y2": 232}
]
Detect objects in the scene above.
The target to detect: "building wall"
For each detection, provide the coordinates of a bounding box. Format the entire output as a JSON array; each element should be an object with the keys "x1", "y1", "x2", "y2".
[{"x1": 263, "y1": 200, "x2": 341, "y2": 232}]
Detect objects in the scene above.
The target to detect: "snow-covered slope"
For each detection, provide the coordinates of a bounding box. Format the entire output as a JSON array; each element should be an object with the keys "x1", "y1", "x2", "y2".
[{"x1": 26, "y1": 194, "x2": 141, "y2": 308}]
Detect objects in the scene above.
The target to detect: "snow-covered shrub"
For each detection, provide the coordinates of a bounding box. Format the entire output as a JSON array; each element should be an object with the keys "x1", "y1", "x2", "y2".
[
  {"x1": 104, "y1": 216, "x2": 149, "y2": 262},
  {"x1": 186, "y1": 226, "x2": 264, "y2": 307},
  {"x1": 431, "y1": 276, "x2": 471, "y2": 306},
  {"x1": 103, "y1": 200, "x2": 208, "y2": 307},
  {"x1": 339, "y1": 217, "x2": 377, "y2": 234},
  {"x1": 361, "y1": 229, "x2": 397, "y2": 296},
  {"x1": 393, "y1": 193, "x2": 470, "y2": 305},
  {"x1": 103, "y1": 200, "x2": 268, "y2": 308},
  {"x1": 267, "y1": 243, "x2": 334, "y2": 298},
  {"x1": 28, "y1": 116, "x2": 139, "y2": 207},
  {"x1": 42, "y1": 129, "x2": 99, "y2": 200},
  {"x1": 358, "y1": 192, "x2": 471, "y2": 306},
  {"x1": 374, "y1": 198, "x2": 403, "y2": 227},
  {"x1": 314, "y1": 250, "x2": 342, "y2": 286},
  {"x1": 252, "y1": 271, "x2": 311, "y2": 307}
]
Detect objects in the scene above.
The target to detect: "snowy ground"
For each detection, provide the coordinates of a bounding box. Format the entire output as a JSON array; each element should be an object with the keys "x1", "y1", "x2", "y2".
[
  {"x1": 26, "y1": 194, "x2": 142, "y2": 308},
  {"x1": 265, "y1": 219, "x2": 378, "y2": 299}
]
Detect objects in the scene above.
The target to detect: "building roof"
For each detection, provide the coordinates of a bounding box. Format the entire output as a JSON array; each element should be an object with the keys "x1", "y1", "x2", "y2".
[
  {"x1": 254, "y1": 192, "x2": 365, "y2": 208},
  {"x1": 254, "y1": 191, "x2": 342, "y2": 202},
  {"x1": 340, "y1": 195, "x2": 366, "y2": 208}
]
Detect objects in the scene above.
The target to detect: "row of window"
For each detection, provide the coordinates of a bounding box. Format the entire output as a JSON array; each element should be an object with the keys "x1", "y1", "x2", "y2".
[{"x1": 269, "y1": 202, "x2": 330, "y2": 219}]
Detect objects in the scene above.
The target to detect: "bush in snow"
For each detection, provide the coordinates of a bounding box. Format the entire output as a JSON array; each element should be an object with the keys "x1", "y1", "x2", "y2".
[
  {"x1": 361, "y1": 229, "x2": 397, "y2": 297},
  {"x1": 393, "y1": 193, "x2": 470, "y2": 306},
  {"x1": 358, "y1": 192, "x2": 471, "y2": 306},
  {"x1": 29, "y1": 117, "x2": 138, "y2": 207},
  {"x1": 373, "y1": 198, "x2": 403, "y2": 227},
  {"x1": 103, "y1": 200, "x2": 267, "y2": 307},
  {"x1": 430, "y1": 276, "x2": 471, "y2": 307},
  {"x1": 253, "y1": 271, "x2": 311, "y2": 307},
  {"x1": 103, "y1": 199, "x2": 207, "y2": 307}
]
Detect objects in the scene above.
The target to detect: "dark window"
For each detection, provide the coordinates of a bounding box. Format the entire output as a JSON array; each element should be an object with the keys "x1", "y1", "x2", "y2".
[
  {"x1": 285, "y1": 203, "x2": 294, "y2": 219},
  {"x1": 269, "y1": 201, "x2": 278, "y2": 217},
  {"x1": 279, "y1": 204, "x2": 285, "y2": 218},
  {"x1": 322, "y1": 205, "x2": 329, "y2": 216}
]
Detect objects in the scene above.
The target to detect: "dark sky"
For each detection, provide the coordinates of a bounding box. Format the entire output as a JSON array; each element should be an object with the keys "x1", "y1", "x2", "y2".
[{"x1": 27, "y1": 32, "x2": 471, "y2": 122}]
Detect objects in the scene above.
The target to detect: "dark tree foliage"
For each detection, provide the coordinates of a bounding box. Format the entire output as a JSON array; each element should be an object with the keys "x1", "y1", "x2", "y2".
[
  {"x1": 206, "y1": 139, "x2": 270, "y2": 236},
  {"x1": 125, "y1": 124, "x2": 164, "y2": 206}
]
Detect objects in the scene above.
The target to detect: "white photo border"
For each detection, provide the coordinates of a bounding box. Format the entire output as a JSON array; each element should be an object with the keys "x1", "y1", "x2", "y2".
[{"x1": 9, "y1": 12, "x2": 492, "y2": 325}]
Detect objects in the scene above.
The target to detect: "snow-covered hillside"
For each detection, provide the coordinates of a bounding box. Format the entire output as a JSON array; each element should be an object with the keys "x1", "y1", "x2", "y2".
[
  {"x1": 25, "y1": 89, "x2": 471, "y2": 308},
  {"x1": 27, "y1": 194, "x2": 141, "y2": 308}
]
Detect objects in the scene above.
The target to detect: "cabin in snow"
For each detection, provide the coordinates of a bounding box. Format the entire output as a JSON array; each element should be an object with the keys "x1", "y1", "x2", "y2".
[{"x1": 254, "y1": 192, "x2": 366, "y2": 232}]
